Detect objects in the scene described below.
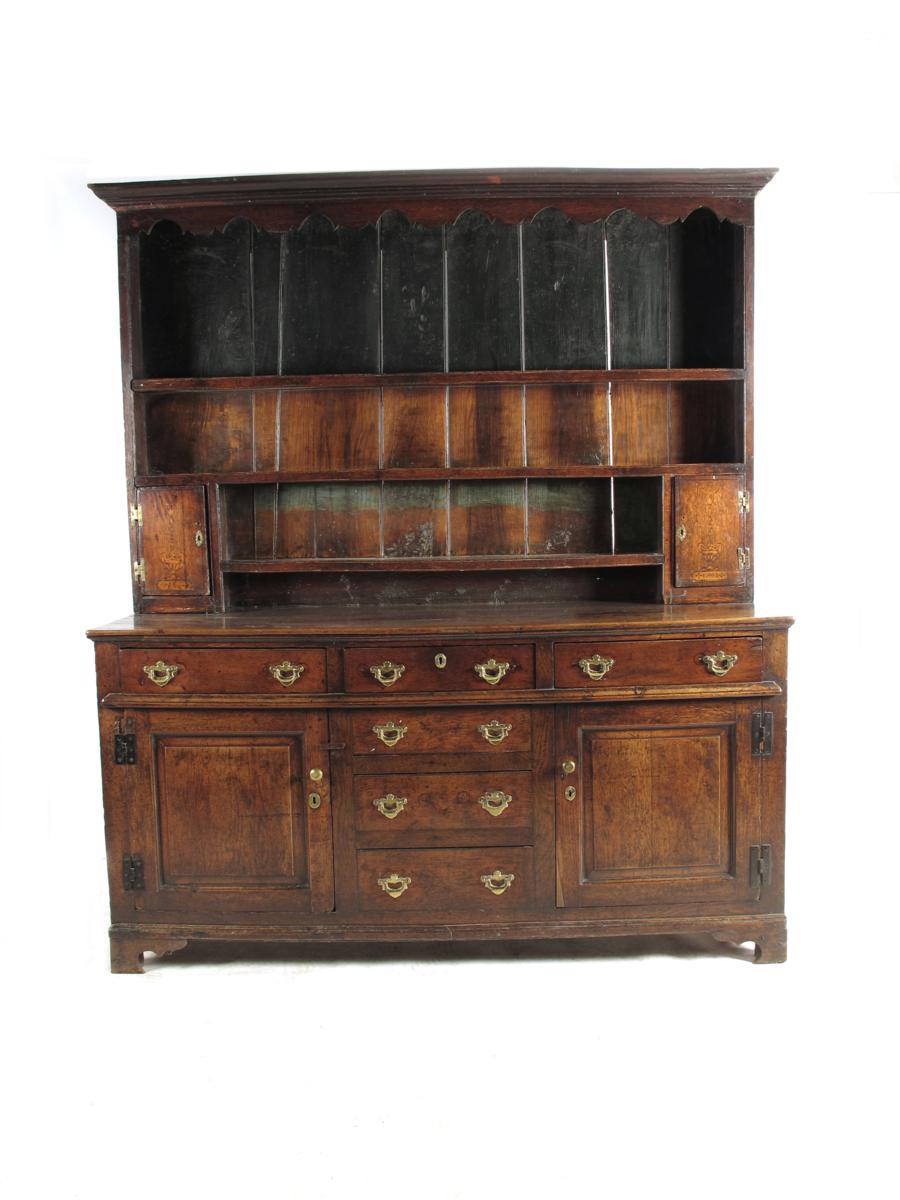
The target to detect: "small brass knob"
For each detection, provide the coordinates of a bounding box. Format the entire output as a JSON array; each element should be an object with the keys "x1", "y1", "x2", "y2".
[
  {"x1": 309, "y1": 768, "x2": 323, "y2": 782},
  {"x1": 561, "y1": 759, "x2": 576, "y2": 776}
]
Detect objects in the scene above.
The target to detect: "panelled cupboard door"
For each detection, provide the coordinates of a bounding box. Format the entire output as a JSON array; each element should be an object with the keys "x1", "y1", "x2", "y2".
[
  {"x1": 114, "y1": 710, "x2": 333, "y2": 917},
  {"x1": 556, "y1": 701, "x2": 760, "y2": 909},
  {"x1": 135, "y1": 485, "x2": 210, "y2": 597},
  {"x1": 673, "y1": 475, "x2": 747, "y2": 588}
]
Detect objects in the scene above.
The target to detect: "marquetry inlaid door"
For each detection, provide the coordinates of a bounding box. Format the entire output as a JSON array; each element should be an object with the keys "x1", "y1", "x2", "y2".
[
  {"x1": 108, "y1": 709, "x2": 333, "y2": 918},
  {"x1": 556, "y1": 701, "x2": 761, "y2": 909}
]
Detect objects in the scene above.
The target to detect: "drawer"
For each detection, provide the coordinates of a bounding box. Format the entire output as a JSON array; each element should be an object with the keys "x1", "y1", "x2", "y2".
[
  {"x1": 357, "y1": 848, "x2": 534, "y2": 913},
  {"x1": 119, "y1": 647, "x2": 328, "y2": 693},
  {"x1": 354, "y1": 771, "x2": 533, "y2": 846},
  {"x1": 349, "y1": 707, "x2": 533, "y2": 755},
  {"x1": 553, "y1": 637, "x2": 762, "y2": 688},
  {"x1": 343, "y1": 643, "x2": 535, "y2": 693}
]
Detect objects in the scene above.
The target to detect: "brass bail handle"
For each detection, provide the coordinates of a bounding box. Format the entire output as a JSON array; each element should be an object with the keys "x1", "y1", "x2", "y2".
[
  {"x1": 268, "y1": 661, "x2": 305, "y2": 687},
  {"x1": 478, "y1": 790, "x2": 512, "y2": 816},
  {"x1": 378, "y1": 872, "x2": 411, "y2": 899},
  {"x1": 369, "y1": 661, "x2": 406, "y2": 688},
  {"x1": 701, "y1": 650, "x2": 739, "y2": 677},
  {"x1": 143, "y1": 660, "x2": 181, "y2": 688},
  {"x1": 373, "y1": 721, "x2": 408, "y2": 748},
  {"x1": 374, "y1": 794, "x2": 408, "y2": 819},
  {"x1": 578, "y1": 654, "x2": 615, "y2": 681},
  {"x1": 474, "y1": 658, "x2": 510, "y2": 686},
  {"x1": 481, "y1": 870, "x2": 515, "y2": 895},
  {"x1": 478, "y1": 720, "x2": 512, "y2": 745}
]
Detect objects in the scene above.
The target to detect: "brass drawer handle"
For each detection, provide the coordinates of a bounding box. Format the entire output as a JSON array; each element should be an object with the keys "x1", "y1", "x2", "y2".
[
  {"x1": 701, "y1": 650, "x2": 738, "y2": 677},
  {"x1": 378, "y1": 872, "x2": 411, "y2": 899},
  {"x1": 268, "y1": 661, "x2": 305, "y2": 687},
  {"x1": 374, "y1": 793, "x2": 408, "y2": 820},
  {"x1": 481, "y1": 870, "x2": 515, "y2": 896},
  {"x1": 142, "y1": 660, "x2": 181, "y2": 688},
  {"x1": 478, "y1": 720, "x2": 512, "y2": 745},
  {"x1": 369, "y1": 661, "x2": 406, "y2": 688},
  {"x1": 373, "y1": 721, "x2": 408, "y2": 748},
  {"x1": 578, "y1": 654, "x2": 615, "y2": 681},
  {"x1": 474, "y1": 658, "x2": 510, "y2": 685},
  {"x1": 479, "y1": 790, "x2": 512, "y2": 816}
]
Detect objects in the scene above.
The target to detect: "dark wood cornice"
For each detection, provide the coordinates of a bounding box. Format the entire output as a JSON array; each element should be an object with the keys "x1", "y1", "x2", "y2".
[{"x1": 89, "y1": 167, "x2": 778, "y2": 232}]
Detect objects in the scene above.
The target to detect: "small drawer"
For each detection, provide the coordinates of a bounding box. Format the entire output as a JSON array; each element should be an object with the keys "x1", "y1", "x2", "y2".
[
  {"x1": 357, "y1": 847, "x2": 534, "y2": 913},
  {"x1": 350, "y1": 707, "x2": 533, "y2": 755},
  {"x1": 119, "y1": 648, "x2": 328, "y2": 693},
  {"x1": 354, "y1": 771, "x2": 533, "y2": 846},
  {"x1": 553, "y1": 637, "x2": 762, "y2": 688},
  {"x1": 343, "y1": 643, "x2": 535, "y2": 693}
]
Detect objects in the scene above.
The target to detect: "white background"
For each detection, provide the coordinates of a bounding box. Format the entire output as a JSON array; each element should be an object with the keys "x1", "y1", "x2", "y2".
[{"x1": 2, "y1": 3, "x2": 898, "y2": 1197}]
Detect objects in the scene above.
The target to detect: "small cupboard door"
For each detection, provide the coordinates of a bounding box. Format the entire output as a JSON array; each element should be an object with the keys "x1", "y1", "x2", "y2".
[
  {"x1": 556, "y1": 701, "x2": 759, "y2": 909},
  {"x1": 673, "y1": 475, "x2": 747, "y2": 588},
  {"x1": 114, "y1": 709, "x2": 333, "y2": 918},
  {"x1": 135, "y1": 485, "x2": 210, "y2": 597}
]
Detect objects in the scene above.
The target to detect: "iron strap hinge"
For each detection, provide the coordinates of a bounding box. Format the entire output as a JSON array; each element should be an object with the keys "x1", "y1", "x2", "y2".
[
  {"x1": 752, "y1": 711, "x2": 774, "y2": 757},
  {"x1": 750, "y1": 844, "x2": 772, "y2": 888},
  {"x1": 123, "y1": 855, "x2": 145, "y2": 891},
  {"x1": 114, "y1": 733, "x2": 137, "y2": 764}
]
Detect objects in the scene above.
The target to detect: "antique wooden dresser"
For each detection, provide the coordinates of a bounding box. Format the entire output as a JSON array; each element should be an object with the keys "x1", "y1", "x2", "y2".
[{"x1": 87, "y1": 169, "x2": 791, "y2": 972}]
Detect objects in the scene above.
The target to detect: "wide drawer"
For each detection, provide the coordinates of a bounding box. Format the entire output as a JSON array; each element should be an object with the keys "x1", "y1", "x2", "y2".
[
  {"x1": 349, "y1": 707, "x2": 533, "y2": 755},
  {"x1": 354, "y1": 771, "x2": 533, "y2": 846},
  {"x1": 357, "y1": 847, "x2": 534, "y2": 913},
  {"x1": 343, "y1": 643, "x2": 535, "y2": 693},
  {"x1": 119, "y1": 647, "x2": 328, "y2": 693},
  {"x1": 553, "y1": 637, "x2": 763, "y2": 688}
]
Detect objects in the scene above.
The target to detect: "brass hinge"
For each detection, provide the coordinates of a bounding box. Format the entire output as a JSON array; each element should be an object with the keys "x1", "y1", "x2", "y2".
[
  {"x1": 737, "y1": 546, "x2": 751, "y2": 570},
  {"x1": 749, "y1": 844, "x2": 772, "y2": 888},
  {"x1": 738, "y1": 490, "x2": 750, "y2": 514},
  {"x1": 133, "y1": 559, "x2": 146, "y2": 583},
  {"x1": 752, "y1": 711, "x2": 774, "y2": 757},
  {"x1": 130, "y1": 503, "x2": 143, "y2": 527},
  {"x1": 122, "y1": 854, "x2": 145, "y2": 891}
]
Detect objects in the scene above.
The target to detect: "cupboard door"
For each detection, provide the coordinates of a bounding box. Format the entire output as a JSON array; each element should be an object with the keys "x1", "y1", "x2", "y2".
[
  {"x1": 556, "y1": 702, "x2": 760, "y2": 909},
  {"x1": 113, "y1": 710, "x2": 333, "y2": 917},
  {"x1": 136, "y1": 485, "x2": 210, "y2": 597},
  {"x1": 673, "y1": 476, "x2": 747, "y2": 588}
]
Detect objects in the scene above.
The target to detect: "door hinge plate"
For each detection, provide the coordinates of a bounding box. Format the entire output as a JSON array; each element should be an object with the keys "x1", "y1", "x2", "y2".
[
  {"x1": 737, "y1": 545, "x2": 751, "y2": 570},
  {"x1": 114, "y1": 733, "x2": 137, "y2": 765},
  {"x1": 752, "y1": 711, "x2": 774, "y2": 757},
  {"x1": 123, "y1": 854, "x2": 145, "y2": 891},
  {"x1": 130, "y1": 503, "x2": 143, "y2": 527},
  {"x1": 738, "y1": 490, "x2": 751, "y2": 514},
  {"x1": 750, "y1": 844, "x2": 772, "y2": 888},
  {"x1": 133, "y1": 559, "x2": 146, "y2": 583}
]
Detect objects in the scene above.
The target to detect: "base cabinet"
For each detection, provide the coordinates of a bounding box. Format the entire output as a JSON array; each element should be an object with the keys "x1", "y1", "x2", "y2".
[{"x1": 93, "y1": 616, "x2": 788, "y2": 971}]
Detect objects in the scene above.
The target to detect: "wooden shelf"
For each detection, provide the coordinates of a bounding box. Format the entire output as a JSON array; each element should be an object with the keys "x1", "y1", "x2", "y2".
[
  {"x1": 135, "y1": 464, "x2": 745, "y2": 487},
  {"x1": 133, "y1": 368, "x2": 746, "y2": 393},
  {"x1": 221, "y1": 554, "x2": 663, "y2": 574}
]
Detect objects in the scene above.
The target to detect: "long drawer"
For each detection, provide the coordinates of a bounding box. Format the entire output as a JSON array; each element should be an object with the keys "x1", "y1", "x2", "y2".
[
  {"x1": 343, "y1": 643, "x2": 535, "y2": 693},
  {"x1": 554, "y1": 636, "x2": 762, "y2": 688},
  {"x1": 118, "y1": 647, "x2": 327, "y2": 693},
  {"x1": 353, "y1": 771, "x2": 533, "y2": 846},
  {"x1": 357, "y1": 847, "x2": 534, "y2": 913},
  {"x1": 349, "y1": 707, "x2": 533, "y2": 755}
]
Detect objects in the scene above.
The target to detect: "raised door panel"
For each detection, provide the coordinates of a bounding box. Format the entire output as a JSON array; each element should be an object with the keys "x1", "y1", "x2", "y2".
[
  {"x1": 556, "y1": 701, "x2": 759, "y2": 909},
  {"x1": 115, "y1": 710, "x2": 333, "y2": 918},
  {"x1": 673, "y1": 476, "x2": 747, "y2": 588},
  {"x1": 137, "y1": 485, "x2": 210, "y2": 597}
]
